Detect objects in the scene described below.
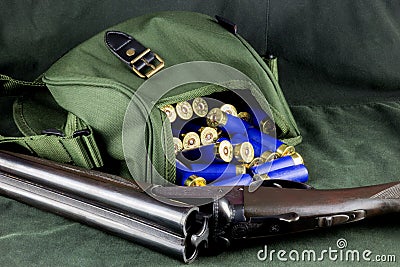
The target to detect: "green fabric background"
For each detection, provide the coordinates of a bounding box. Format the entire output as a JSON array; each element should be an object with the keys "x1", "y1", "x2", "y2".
[{"x1": 0, "y1": 0, "x2": 399, "y2": 266}]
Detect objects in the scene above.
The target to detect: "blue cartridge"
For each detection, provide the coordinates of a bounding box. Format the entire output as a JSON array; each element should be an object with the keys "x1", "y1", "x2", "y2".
[
  {"x1": 175, "y1": 160, "x2": 207, "y2": 186},
  {"x1": 161, "y1": 104, "x2": 177, "y2": 123},
  {"x1": 229, "y1": 134, "x2": 262, "y2": 157},
  {"x1": 247, "y1": 128, "x2": 295, "y2": 156},
  {"x1": 254, "y1": 164, "x2": 309, "y2": 183},
  {"x1": 192, "y1": 97, "x2": 209, "y2": 117},
  {"x1": 174, "y1": 119, "x2": 218, "y2": 145},
  {"x1": 188, "y1": 163, "x2": 246, "y2": 182},
  {"x1": 181, "y1": 132, "x2": 201, "y2": 150},
  {"x1": 199, "y1": 127, "x2": 219, "y2": 145},
  {"x1": 220, "y1": 104, "x2": 238, "y2": 116},
  {"x1": 210, "y1": 174, "x2": 253, "y2": 186},
  {"x1": 178, "y1": 140, "x2": 233, "y2": 164},
  {"x1": 250, "y1": 107, "x2": 275, "y2": 134},
  {"x1": 173, "y1": 137, "x2": 183, "y2": 154},
  {"x1": 250, "y1": 153, "x2": 304, "y2": 175},
  {"x1": 247, "y1": 128, "x2": 281, "y2": 151},
  {"x1": 207, "y1": 108, "x2": 250, "y2": 135},
  {"x1": 216, "y1": 136, "x2": 254, "y2": 163},
  {"x1": 176, "y1": 101, "x2": 193, "y2": 120}
]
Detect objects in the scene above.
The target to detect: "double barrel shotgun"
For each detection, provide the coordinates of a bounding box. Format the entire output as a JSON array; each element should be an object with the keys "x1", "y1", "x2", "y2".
[{"x1": 0, "y1": 150, "x2": 399, "y2": 263}]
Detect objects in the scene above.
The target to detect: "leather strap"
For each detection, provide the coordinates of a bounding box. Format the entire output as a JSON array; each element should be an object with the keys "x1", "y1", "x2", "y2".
[{"x1": 105, "y1": 31, "x2": 164, "y2": 78}]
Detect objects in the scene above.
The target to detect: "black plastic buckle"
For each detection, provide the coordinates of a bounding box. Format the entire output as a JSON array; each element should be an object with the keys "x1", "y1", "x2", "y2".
[
  {"x1": 42, "y1": 128, "x2": 91, "y2": 138},
  {"x1": 72, "y1": 129, "x2": 91, "y2": 138},
  {"x1": 41, "y1": 128, "x2": 65, "y2": 137}
]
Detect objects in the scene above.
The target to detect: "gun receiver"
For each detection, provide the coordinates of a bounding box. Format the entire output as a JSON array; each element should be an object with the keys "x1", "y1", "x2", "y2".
[
  {"x1": 0, "y1": 150, "x2": 399, "y2": 262},
  {"x1": 151, "y1": 179, "x2": 400, "y2": 248}
]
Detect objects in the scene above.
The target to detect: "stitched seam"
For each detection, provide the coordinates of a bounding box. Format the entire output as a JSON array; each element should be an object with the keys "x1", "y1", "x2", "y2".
[
  {"x1": 57, "y1": 139, "x2": 73, "y2": 163},
  {"x1": 14, "y1": 98, "x2": 38, "y2": 136},
  {"x1": 23, "y1": 139, "x2": 35, "y2": 154}
]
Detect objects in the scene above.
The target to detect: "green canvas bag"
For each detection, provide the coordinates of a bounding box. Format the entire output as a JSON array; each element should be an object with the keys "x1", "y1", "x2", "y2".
[{"x1": 1, "y1": 11, "x2": 301, "y2": 183}]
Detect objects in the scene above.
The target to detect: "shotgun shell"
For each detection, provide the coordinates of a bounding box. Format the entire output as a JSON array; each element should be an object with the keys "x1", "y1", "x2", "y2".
[
  {"x1": 215, "y1": 140, "x2": 234, "y2": 162},
  {"x1": 260, "y1": 117, "x2": 276, "y2": 135},
  {"x1": 176, "y1": 101, "x2": 193, "y2": 120},
  {"x1": 184, "y1": 175, "x2": 207, "y2": 187},
  {"x1": 245, "y1": 157, "x2": 266, "y2": 168},
  {"x1": 237, "y1": 111, "x2": 252, "y2": 123},
  {"x1": 233, "y1": 142, "x2": 255, "y2": 163},
  {"x1": 180, "y1": 140, "x2": 233, "y2": 163},
  {"x1": 180, "y1": 122, "x2": 219, "y2": 145},
  {"x1": 260, "y1": 151, "x2": 279, "y2": 162},
  {"x1": 275, "y1": 144, "x2": 296, "y2": 157},
  {"x1": 210, "y1": 174, "x2": 253, "y2": 186},
  {"x1": 247, "y1": 128, "x2": 295, "y2": 157},
  {"x1": 182, "y1": 132, "x2": 201, "y2": 150},
  {"x1": 175, "y1": 160, "x2": 206, "y2": 186},
  {"x1": 200, "y1": 127, "x2": 219, "y2": 145},
  {"x1": 173, "y1": 137, "x2": 183, "y2": 154},
  {"x1": 230, "y1": 134, "x2": 262, "y2": 157},
  {"x1": 250, "y1": 152, "x2": 304, "y2": 175},
  {"x1": 207, "y1": 108, "x2": 250, "y2": 135},
  {"x1": 220, "y1": 104, "x2": 238, "y2": 116},
  {"x1": 250, "y1": 107, "x2": 275, "y2": 134},
  {"x1": 253, "y1": 164, "x2": 309, "y2": 183},
  {"x1": 192, "y1": 97, "x2": 209, "y2": 117},
  {"x1": 160, "y1": 104, "x2": 177, "y2": 123}
]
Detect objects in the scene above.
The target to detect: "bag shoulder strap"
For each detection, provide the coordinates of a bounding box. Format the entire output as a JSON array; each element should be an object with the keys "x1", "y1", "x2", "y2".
[
  {"x1": 0, "y1": 74, "x2": 103, "y2": 169},
  {"x1": 0, "y1": 74, "x2": 46, "y2": 95}
]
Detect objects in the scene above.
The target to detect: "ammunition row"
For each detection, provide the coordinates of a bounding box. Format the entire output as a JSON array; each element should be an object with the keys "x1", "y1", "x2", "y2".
[{"x1": 161, "y1": 97, "x2": 309, "y2": 186}]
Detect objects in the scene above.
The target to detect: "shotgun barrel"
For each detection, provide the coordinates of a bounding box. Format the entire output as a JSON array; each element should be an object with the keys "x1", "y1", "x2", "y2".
[{"x1": 0, "y1": 150, "x2": 209, "y2": 263}]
